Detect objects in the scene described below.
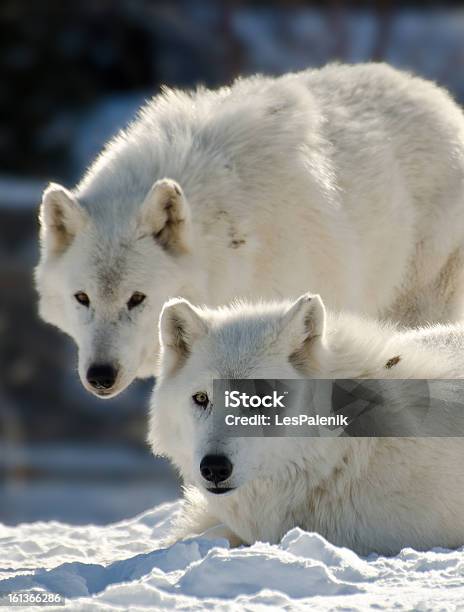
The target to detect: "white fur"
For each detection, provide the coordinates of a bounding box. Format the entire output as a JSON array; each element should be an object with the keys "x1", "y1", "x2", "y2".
[
  {"x1": 36, "y1": 63, "x2": 464, "y2": 396},
  {"x1": 149, "y1": 294, "x2": 464, "y2": 555}
]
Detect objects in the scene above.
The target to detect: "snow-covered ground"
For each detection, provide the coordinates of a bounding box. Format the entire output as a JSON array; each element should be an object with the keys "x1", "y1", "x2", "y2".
[
  {"x1": 1, "y1": 501, "x2": 463, "y2": 610},
  {"x1": 0, "y1": 444, "x2": 179, "y2": 525}
]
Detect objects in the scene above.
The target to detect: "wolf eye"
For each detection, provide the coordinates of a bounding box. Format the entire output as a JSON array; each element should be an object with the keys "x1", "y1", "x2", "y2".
[
  {"x1": 75, "y1": 292, "x2": 90, "y2": 307},
  {"x1": 127, "y1": 292, "x2": 146, "y2": 310},
  {"x1": 192, "y1": 392, "x2": 209, "y2": 408}
]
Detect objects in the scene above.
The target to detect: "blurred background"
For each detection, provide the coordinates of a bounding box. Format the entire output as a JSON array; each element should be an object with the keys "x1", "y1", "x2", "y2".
[{"x1": 1, "y1": 0, "x2": 464, "y2": 525}]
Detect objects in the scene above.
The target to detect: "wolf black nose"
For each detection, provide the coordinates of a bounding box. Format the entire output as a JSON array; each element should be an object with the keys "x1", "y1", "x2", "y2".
[
  {"x1": 86, "y1": 364, "x2": 117, "y2": 390},
  {"x1": 200, "y1": 455, "x2": 233, "y2": 483}
]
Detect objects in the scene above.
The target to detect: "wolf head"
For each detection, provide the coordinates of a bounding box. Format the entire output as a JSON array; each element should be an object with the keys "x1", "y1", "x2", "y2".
[
  {"x1": 35, "y1": 178, "x2": 202, "y2": 398},
  {"x1": 148, "y1": 293, "x2": 356, "y2": 496}
]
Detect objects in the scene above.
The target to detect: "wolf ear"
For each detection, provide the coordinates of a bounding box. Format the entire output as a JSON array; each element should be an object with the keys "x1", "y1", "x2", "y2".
[
  {"x1": 39, "y1": 183, "x2": 87, "y2": 257},
  {"x1": 159, "y1": 298, "x2": 208, "y2": 374},
  {"x1": 139, "y1": 179, "x2": 191, "y2": 255},
  {"x1": 281, "y1": 293, "x2": 326, "y2": 369}
]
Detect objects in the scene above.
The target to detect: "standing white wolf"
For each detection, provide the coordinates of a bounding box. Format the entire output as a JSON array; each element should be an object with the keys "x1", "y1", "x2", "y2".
[
  {"x1": 149, "y1": 294, "x2": 464, "y2": 555},
  {"x1": 35, "y1": 63, "x2": 464, "y2": 398}
]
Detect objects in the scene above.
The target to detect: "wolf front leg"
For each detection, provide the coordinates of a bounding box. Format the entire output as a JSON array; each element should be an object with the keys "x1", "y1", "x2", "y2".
[{"x1": 163, "y1": 486, "x2": 244, "y2": 547}]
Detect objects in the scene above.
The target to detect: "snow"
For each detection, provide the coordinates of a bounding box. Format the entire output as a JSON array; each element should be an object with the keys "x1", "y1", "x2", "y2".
[
  {"x1": 0, "y1": 445, "x2": 179, "y2": 525},
  {"x1": 1, "y1": 502, "x2": 463, "y2": 610}
]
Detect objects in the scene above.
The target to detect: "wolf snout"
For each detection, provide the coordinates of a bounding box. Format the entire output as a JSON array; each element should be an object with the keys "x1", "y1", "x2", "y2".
[
  {"x1": 200, "y1": 454, "x2": 233, "y2": 484},
  {"x1": 86, "y1": 364, "x2": 118, "y2": 392}
]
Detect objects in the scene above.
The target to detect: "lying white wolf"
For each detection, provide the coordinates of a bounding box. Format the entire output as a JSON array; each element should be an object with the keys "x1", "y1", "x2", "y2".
[
  {"x1": 149, "y1": 295, "x2": 464, "y2": 555},
  {"x1": 36, "y1": 63, "x2": 464, "y2": 398}
]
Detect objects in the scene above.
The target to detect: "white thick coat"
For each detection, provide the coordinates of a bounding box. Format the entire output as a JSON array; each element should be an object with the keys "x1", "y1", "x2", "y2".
[
  {"x1": 36, "y1": 63, "x2": 464, "y2": 396},
  {"x1": 150, "y1": 295, "x2": 464, "y2": 555}
]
